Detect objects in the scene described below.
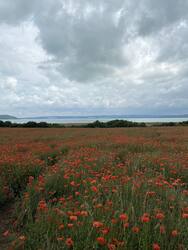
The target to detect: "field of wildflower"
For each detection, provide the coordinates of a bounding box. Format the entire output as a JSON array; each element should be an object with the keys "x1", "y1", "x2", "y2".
[{"x1": 0, "y1": 127, "x2": 188, "y2": 250}]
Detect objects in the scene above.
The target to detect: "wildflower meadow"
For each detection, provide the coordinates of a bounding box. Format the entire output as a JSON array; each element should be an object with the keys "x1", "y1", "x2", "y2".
[{"x1": 0, "y1": 127, "x2": 188, "y2": 249}]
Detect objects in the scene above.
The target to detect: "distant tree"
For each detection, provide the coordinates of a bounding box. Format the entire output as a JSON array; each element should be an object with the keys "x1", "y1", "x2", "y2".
[
  {"x1": 23, "y1": 121, "x2": 38, "y2": 128},
  {"x1": 38, "y1": 122, "x2": 49, "y2": 128},
  {"x1": 4, "y1": 121, "x2": 12, "y2": 127},
  {"x1": 0, "y1": 121, "x2": 5, "y2": 127}
]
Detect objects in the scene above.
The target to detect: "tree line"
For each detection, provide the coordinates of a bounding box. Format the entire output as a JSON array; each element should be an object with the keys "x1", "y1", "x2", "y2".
[{"x1": 0, "y1": 119, "x2": 188, "y2": 128}]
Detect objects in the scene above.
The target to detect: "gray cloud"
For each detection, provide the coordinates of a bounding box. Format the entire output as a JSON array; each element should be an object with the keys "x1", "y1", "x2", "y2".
[
  {"x1": 137, "y1": 0, "x2": 188, "y2": 36},
  {"x1": 0, "y1": 0, "x2": 38, "y2": 24},
  {"x1": 33, "y1": 0, "x2": 128, "y2": 82},
  {"x1": 0, "y1": 0, "x2": 188, "y2": 116}
]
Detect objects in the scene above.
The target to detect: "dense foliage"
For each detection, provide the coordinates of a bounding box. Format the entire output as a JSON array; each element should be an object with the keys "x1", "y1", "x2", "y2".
[
  {"x1": 1, "y1": 119, "x2": 188, "y2": 128},
  {"x1": 0, "y1": 121, "x2": 64, "y2": 128},
  {"x1": 0, "y1": 120, "x2": 146, "y2": 128},
  {"x1": 85, "y1": 120, "x2": 146, "y2": 128}
]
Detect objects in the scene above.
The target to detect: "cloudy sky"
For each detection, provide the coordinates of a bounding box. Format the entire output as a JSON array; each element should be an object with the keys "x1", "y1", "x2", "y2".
[{"x1": 0, "y1": 0, "x2": 188, "y2": 117}]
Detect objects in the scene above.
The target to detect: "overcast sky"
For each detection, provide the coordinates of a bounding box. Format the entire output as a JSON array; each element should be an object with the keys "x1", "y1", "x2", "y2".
[{"x1": 0, "y1": 0, "x2": 188, "y2": 117}]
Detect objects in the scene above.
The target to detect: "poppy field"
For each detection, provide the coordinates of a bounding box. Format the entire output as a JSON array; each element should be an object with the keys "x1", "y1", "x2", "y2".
[{"x1": 0, "y1": 127, "x2": 188, "y2": 250}]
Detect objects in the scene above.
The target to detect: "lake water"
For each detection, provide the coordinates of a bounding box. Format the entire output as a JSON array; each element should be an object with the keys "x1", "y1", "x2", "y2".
[{"x1": 1, "y1": 117, "x2": 188, "y2": 124}]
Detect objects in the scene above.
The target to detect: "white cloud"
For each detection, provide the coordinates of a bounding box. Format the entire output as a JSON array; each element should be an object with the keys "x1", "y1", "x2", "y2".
[{"x1": 5, "y1": 77, "x2": 18, "y2": 90}]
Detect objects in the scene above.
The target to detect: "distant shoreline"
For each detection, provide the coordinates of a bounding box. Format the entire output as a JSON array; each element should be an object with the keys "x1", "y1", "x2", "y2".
[
  {"x1": 1, "y1": 114, "x2": 188, "y2": 120},
  {"x1": 1, "y1": 117, "x2": 188, "y2": 124}
]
